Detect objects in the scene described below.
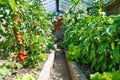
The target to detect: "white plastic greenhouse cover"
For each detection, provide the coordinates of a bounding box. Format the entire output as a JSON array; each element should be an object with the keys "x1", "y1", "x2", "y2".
[
  {"x1": 41, "y1": 0, "x2": 112, "y2": 13},
  {"x1": 41, "y1": 0, "x2": 56, "y2": 13},
  {"x1": 41, "y1": 0, "x2": 73, "y2": 13}
]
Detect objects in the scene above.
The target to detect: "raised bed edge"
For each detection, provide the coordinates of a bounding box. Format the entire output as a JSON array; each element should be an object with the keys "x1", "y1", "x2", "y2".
[
  {"x1": 37, "y1": 44, "x2": 57, "y2": 80},
  {"x1": 65, "y1": 51, "x2": 88, "y2": 80}
]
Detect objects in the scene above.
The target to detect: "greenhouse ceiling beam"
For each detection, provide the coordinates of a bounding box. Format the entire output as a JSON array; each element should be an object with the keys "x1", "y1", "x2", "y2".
[{"x1": 56, "y1": 0, "x2": 59, "y2": 12}]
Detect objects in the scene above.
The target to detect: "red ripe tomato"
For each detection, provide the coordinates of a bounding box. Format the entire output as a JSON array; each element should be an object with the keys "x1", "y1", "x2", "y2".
[
  {"x1": 19, "y1": 55, "x2": 25, "y2": 62},
  {"x1": 24, "y1": 55, "x2": 27, "y2": 58},
  {"x1": 18, "y1": 51, "x2": 23, "y2": 55},
  {"x1": 23, "y1": 52, "x2": 27, "y2": 56}
]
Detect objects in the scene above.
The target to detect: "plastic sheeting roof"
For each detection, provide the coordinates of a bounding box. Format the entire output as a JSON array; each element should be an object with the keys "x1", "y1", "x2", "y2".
[
  {"x1": 41, "y1": 0, "x2": 56, "y2": 13},
  {"x1": 41, "y1": 0, "x2": 72, "y2": 13},
  {"x1": 41, "y1": 0, "x2": 112, "y2": 13}
]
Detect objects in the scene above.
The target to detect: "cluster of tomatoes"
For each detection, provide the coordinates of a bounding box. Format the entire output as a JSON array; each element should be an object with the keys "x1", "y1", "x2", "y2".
[
  {"x1": 15, "y1": 30, "x2": 24, "y2": 44},
  {"x1": 18, "y1": 51, "x2": 27, "y2": 62},
  {"x1": 13, "y1": 28, "x2": 27, "y2": 62},
  {"x1": 12, "y1": 14, "x2": 27, "y2": 63},
  {"x1": 14, "y1": 13, "x2": 22, "y2": 24},
  {"x1": 14, "y1": 51, "x2": 27, "y2": 62}
]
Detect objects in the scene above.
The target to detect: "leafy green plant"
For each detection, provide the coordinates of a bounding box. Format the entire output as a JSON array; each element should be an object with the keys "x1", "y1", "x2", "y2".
[
  {"x1": 3, "y1": 62, "x2": 23, "y2": 69},
  {"x1": 25, "y1": 53, "x2": 47, "y2": 68},
  {"x1": 90, "y1": 71, "x2": 120, "y2": 80},
  {"x1": 14, "y1": 73, "x2": 37, "y2": 80},
  {"x1": 67, "y1": 44, "x2": 80, "y2": 62},
  {"x1": 0, "y1": 67, "x2": 12, "y2": 80},
  {"x1": 0, "y1": 0, "x2": 54, "y2": 67},
  {"x1": 63, "y1": 1, "x2": 120, "y2": 72},
  {"x1": 0, "y1": 76, "x2": 3, "y2": 80}
]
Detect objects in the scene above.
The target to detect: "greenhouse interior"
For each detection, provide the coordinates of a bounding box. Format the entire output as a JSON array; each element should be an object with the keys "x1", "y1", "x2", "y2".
[{"x1": 0, "y1": 0, "x2": 120, "y2": 80}]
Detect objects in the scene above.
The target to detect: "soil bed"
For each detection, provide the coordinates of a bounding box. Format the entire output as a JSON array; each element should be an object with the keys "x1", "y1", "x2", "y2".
[
  {"x1": 78, "y1": 63, "x2": 96, "y2": 79},
  {"x1": 0, "y1": 54, "x2": 48, "y2": 80}
]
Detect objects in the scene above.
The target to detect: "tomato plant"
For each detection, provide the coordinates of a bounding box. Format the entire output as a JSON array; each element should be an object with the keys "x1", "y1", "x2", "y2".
[{"x1": 0, "y1": 0, "x2": 55, "y2": 66}]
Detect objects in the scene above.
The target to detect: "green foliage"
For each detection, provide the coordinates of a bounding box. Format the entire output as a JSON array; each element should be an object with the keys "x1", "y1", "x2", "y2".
[
  {"x1": 63, "y1": 2, "x2": 120, "y2": 72},
  {"x1": 67, "y1": 44, "x2": 80, "y2": 62},
  {"x1": 71, "y1": 0, "x2": 79, "y2": 4},
  {"x1": 14, "y1": 73, "x2": 37, "y2": 80},
  {"x1": 8, "y1": 0, "x2": 16, "y2": 12},
  {"x1": 0, "y1": 67, "x2": 12, "y2": 76},
  {"x1": 25, "y1": 53, "x2": 47, "y2": 68},
  {"x1": 0, "y1": 0, "x2": 8, "y2": 4},
  {"x1": 90, "y1": 71, "x2": 120, "y2": 80},
  {"x1": 3, "y1": 62, "x2": 23, "y2": 69},
  {"x1": 0, "y1": 0, "x2": 54, "y2": 67},
  {"x1": 0, "y1": 76, "x2": 3, "y2": 80}
]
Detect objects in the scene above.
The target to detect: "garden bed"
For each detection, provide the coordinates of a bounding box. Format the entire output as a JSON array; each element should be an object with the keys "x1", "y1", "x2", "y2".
[
  {"x1": 78, "y1": 63, "x2": 96, "y2": 79},
  {"x1": 65, "y1": 52, "x2": 87, "y2": 80},
  {"x1": 0, "y1": 59, "x2": 45, "y2": 80},
  {"x1": 0, "y1": 49, "x2": 55, "y2": 80}
]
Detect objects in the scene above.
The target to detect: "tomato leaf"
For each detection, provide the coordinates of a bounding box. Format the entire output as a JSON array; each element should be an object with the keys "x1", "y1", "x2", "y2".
[
  {"x1": 8, "y1": 0, "x2": 16, "y2": 12},
  {"x1": 0, "y1": 0, "x2": 8, "y2": 4}
]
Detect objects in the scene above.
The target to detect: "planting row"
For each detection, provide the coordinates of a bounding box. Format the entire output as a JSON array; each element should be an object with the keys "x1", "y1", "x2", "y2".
[
  {"x1": 63, "y1": 1, "x2": 120, "y2": 80},
  {"x1": 0, "y1": 0, "x2": 55, "y2": 80}
]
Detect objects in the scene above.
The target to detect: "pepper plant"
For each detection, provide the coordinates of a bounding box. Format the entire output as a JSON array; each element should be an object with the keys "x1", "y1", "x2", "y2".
[{"x1": 63, "y1": 2, "x2": 120, "y2": 72}]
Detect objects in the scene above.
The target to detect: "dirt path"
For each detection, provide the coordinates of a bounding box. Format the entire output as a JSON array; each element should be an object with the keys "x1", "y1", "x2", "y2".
[{"x1": 50, "y1": 47, "x2": 72, "y2": 80}]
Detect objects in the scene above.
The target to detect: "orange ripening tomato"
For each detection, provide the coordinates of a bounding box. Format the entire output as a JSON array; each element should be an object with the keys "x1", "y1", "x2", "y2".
[
  {"x1": 15, "y1": 31, "x2": 20, "y2": 35},
  {"x1": 18, "y1": 19, "x2": 22, "y2": 24},
  {"x1": 14, "y1": 52, "x2": 17, "y2": 55},
  {"x1": 19, "y1": 55, "x2": 25, "y2": 62},
  {"x1": 24, "y1": 55, "x2": 27, "y2": 58},
  {"x1": 16, "y1": 35, "x2": 21, "y2": 39},
  {"x1": 21, "y1": 59, "x2": 25, "y2": 63},
  {"x1": 17, "y1": 38, "x2": 22, "y2": 43}
]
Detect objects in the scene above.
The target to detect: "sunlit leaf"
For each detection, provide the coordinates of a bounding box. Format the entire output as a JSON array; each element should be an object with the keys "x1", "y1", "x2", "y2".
[
  {"x1": 8, "y1": 0, "x2": 16, "y2": 12},
  {"x1": 0, "y1": 0, "x2": 8, "y2": 4},
  {"x1": 0, "y1": 76, "x2": 3, "y2": 80},
  {"x1": 71, "y1": 0, "x2": 79, "y2": 4}
]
